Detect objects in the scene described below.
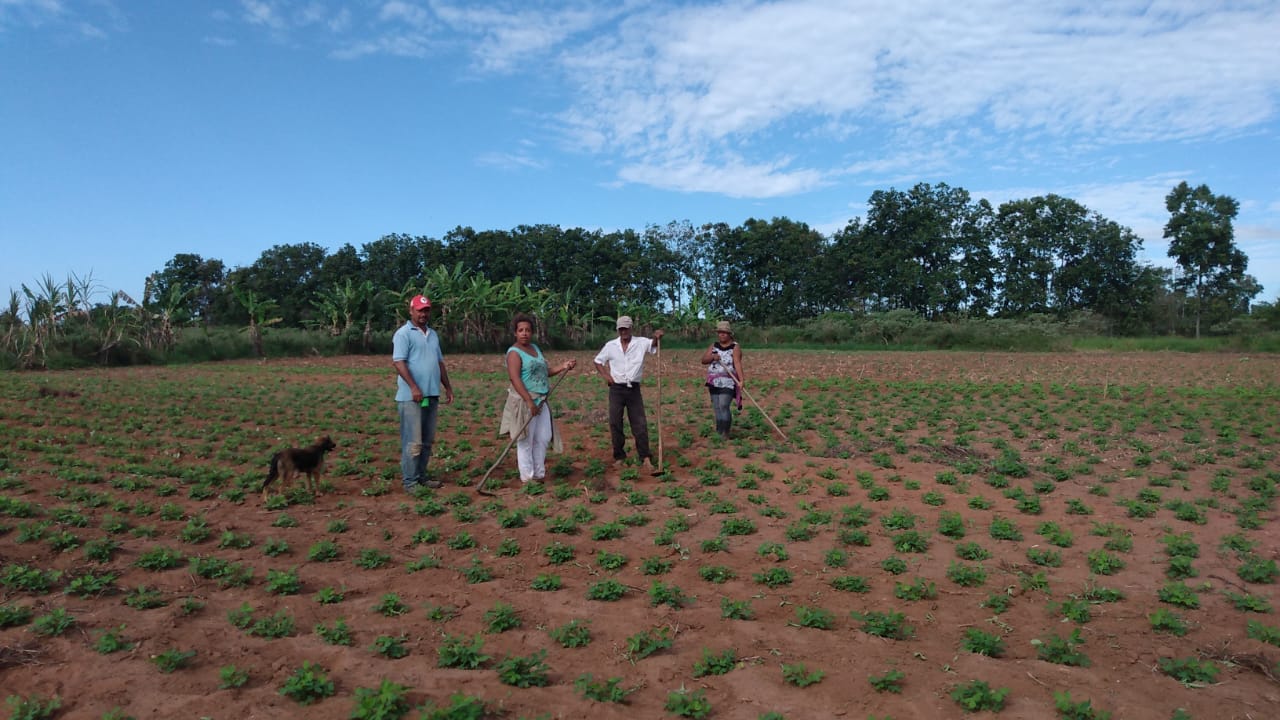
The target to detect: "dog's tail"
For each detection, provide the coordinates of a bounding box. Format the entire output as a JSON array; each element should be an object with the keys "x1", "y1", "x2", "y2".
[{"x1": 263, "y1": 452, "x2": 281, "y2": 492}]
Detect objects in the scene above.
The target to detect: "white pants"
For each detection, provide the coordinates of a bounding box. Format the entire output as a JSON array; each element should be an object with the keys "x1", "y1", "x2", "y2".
[{"x1": 516, "y1": 408, "x2": 552, "y2": 482}]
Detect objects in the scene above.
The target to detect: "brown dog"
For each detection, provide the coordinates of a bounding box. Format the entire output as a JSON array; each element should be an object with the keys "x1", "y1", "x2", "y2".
[{"x1": 262, "y1": 436, "x2": 336, "y2": 500}]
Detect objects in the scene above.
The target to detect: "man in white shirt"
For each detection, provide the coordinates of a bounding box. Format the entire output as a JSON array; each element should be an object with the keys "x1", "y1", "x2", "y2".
[{"x1": 593, "y1": 316, "x2": 664, "y2": 468}]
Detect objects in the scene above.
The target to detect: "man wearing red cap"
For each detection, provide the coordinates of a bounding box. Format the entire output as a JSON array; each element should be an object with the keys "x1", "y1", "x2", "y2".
[{"x1": 392, "y1": 294, "x2": 453, "y2": 491}]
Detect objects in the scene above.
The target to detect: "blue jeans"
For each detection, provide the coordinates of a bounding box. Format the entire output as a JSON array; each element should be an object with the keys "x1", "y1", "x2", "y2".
[{"x1": 399, "y1": 397, "x2": 439, "y2": 488}]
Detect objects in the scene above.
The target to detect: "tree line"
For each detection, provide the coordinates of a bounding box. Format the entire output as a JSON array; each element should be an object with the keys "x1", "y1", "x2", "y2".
[{"x1": 3, "y1": 180, "x2": 1276, "y2": 368}]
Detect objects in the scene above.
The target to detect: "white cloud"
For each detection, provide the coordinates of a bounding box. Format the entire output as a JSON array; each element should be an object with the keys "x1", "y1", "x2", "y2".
[
  {"x1": 618, "y1": 155, "x2": 827, "y2": 198},
  {"x1": 379, "y1": 0, "x2": 432, "y2": 29},
  {"x1": 549, "y1": 1, "x2": 1280, "y2": 196},
  {"x1": 0, "y1": 0, "x2": 128, "y2": 37},
  {"x1": 476, "y1": 150, "x2": 547, "y2": 171},
  {"x1": 0, "y1": 0, "x2": 64, "y2": 27},
  {"x1": 331, "y1": 32, "x2": 432, "y2": 60},
  {"x1": 240, "y1": 0, "x2": 285, "y2": 31},
  {"x1": 428, "y1": 0, "x2": 620, "y2": 73},
  {"x1": 968, "y1": 173, "x2": 1280, "y2": 300}
]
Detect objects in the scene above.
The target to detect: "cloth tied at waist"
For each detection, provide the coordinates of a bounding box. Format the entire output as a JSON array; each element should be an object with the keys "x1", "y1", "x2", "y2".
[{"x1": 498, "y1": 387, "x2": 563, "y2": 451}]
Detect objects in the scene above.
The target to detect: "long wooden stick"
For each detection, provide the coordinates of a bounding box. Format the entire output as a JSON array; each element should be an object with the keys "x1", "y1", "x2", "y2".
[
  {"x1": 740, "y1": 383, "x2": 789, "y2": 442},
  {"x1": 477, "y1": 366, "x2": 573, "y2": 495},
  {"x1": 654, "y1": 342, "x2": 663, "y2": 475}
]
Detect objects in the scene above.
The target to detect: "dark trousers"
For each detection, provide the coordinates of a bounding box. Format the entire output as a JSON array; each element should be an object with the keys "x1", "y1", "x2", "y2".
[
  {"x1": 607, "y1": 384, "x2": 651, "y2": 461},
  {"x1": 710, "y1": 388, "x2": 734, "y2": 436}
]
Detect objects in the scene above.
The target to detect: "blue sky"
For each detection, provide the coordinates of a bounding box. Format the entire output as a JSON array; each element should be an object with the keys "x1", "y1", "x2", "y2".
[{"x1": 3, "y1": 0, "x2": 1279, "y2": 309}]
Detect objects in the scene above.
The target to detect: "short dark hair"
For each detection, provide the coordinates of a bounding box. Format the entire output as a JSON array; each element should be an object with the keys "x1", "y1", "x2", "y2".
[{"x1": 512, "y1": 313, "x2": 537, "y2": 333}]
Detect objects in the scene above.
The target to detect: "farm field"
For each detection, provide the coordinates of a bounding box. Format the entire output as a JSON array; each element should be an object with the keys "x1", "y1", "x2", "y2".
[{"x1": 2, "y1": 350, "x2": 1279, "y2": 720}]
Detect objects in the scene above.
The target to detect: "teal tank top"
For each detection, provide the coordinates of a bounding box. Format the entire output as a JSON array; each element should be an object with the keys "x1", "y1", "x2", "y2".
[{"x1": 508, "y1": 345, "x2": 549, "y2": 394}]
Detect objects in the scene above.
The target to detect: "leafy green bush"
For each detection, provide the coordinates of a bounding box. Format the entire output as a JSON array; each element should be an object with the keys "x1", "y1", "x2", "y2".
[
  {"x1": 1035, "y1": 628, "x2": 1090, "y2": 667},
  {"x1": 625, "y1": 627, "x2": 673, "y2": 660},
  {"x1": 264, "y1": 567, "x2": 301, "y2": 595},
  {"x1": 0, "y1": 602, "x2": 34, "y2": 628},
  {"x1": 586, "y1": 579, "x2": 626, "y2": 601},
  {"x1": 1158, "y1": 656, "x2": 1218, "y2": 685},
  {"x1": 314, "y1": 617, "x2": 352, "y2": 646},
  {"x1": 1238, "y1": 555, "x2": 1279, "y2": 584},
  {"x1": 4, "y1": 694, "x2": 61, "y2": 720},
  {"x1": 648, "y1": 580, "x2": 690, "y2": 608},
  {"x1": 893, "y1": 577, "x2": 937, "y2": 601},
  {"x1": 1158, "y1": 582, "x2": 1200, "y2": 609},
  {"x1": 951, "y1": 680, "x2": 1009, "y2": 713},
  {"x1": 721, "y1": 598, "x2": 754, "y2": 620},
  {"x1": 483, "y1": 602, "x2": 521, "y2": 633},
  {"x1": 1147, "y1": 608, "x2": 1188, "y2": 636},
  {"x1": 1086, "y1": 549, "x2": 1125, "y2": 575},
  {"x1": 665, "y1": 687, "x2": 712, "y2": 718},
  {"x1": 417, "y1": 694, "x2": 487, "y2": 720},
  {"x1": 218, "y1": 665, "x2": 249, "y2": 689},
  {"x1": 437, "y1": 633, "x2": 488, "y2": 669},
  {"x1": 370, "y1": 634, "x2": 408, "y2": 659},
  {"x1": 350, "y1": 679, "x2": 411, "y2": 720},
  {"x1": 574, "y1": 674, "x2": 633, "y2": 704},
  {"x1": 93, "y1": 625, "x2": 134, "y2": 654},
  {"x1": 531, "y1": 573, "x2": 562, "y2": 591},
  {"x1": 853, "y1": 610, "x2": 913, "y2": 640},
  {"x1": 781, "y1": 662, "x2": 825, "y2": 687},
  {"x1": 150, "y1": 648, "x2": 196, "y2": 674},
  {"x1": 961, "y1": 628, "x2": 1006, "y2": 657},
  {"x1": 868, "y1": 668, "x2": 904, "y2": 693},
  {"x1": 1053, "y1": 691, "x2": 1111, "y2": 720},
  {"x1": 31, "y1": 607, "x2": 76, "y2": 637},
  {"x1": 1246, "y1": 619, "x2": 1280, "y2": 647},
  {"x1": 495, "y1": 649, "x2": 550, "y2": 688},
  {"x1": 279, "y1": 661, "x2": 335, "y2": 705},
  {"x1": 549, "y1": 619, "x2": 592, "y2": 648},
  {"x1": 691, "y1": 648, "x2": 737, "y2": 678}
]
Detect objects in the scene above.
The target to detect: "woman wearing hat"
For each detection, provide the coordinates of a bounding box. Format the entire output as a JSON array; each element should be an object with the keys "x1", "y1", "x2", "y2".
[{"x1": 701, "y1": 321, "x2": 743, "y2": 439}]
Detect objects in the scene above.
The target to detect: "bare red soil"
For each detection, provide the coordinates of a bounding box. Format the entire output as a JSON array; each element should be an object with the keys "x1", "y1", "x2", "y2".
[{"x1": 1, "y1": 350, "x2": 1278, "y2": 720}]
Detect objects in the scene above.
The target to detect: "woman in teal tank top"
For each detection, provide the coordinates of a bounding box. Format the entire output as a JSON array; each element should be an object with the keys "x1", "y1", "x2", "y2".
[{"x1": 500, "y1": 314, "x2": 577, "y2": 483}]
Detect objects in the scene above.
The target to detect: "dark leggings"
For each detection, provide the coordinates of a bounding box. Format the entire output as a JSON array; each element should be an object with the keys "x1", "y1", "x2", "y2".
[{"x1": 709, "y1": 387, "x2": 734, "y2": 435}]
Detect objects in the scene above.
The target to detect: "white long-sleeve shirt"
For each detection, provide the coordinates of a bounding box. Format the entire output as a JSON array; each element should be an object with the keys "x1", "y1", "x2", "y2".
[{"x1": 593, "y1": 336, "x2": 656, "y2": 385}]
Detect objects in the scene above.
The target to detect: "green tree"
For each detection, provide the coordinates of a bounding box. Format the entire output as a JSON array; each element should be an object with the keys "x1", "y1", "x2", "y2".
[
  {"x1": 310, "y1": 278, "x2": 383, "y2": 350},
  {"x1": 231, "y1": 284, "x2": 282, "y2": 358},
  {"x1": 316, "y1": 243, "x2": 364, "y2": 292},
  {"x1": 705, "y1": 217, "x2": 829, "y2": 324},
  {"x1": 147, "y1": 253, "x2": 227, "y2": 325},
  {"x1": 360, "y1": 234, "x2": 447, "y2": 294},
  {"x1": 237, "y1": 243, "x2": 329, "y2": 328},
  {"x1": 443, "y1": 226, "x2": 530, "y2": 287},
  {"x1": 996, "y1": 195, "x2": 1151, "y2": 328},
  {"x1": 855, "y1": 183, "x2": 995, "y2": 317},
  {"x1": 1164, "y1": 182, "x2": 1259, "y2": 337}
]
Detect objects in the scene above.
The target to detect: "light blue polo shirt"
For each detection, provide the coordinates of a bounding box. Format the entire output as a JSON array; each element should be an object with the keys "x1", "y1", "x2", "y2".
[{"x1": 392, "y1": 321, "x2": 443, "y2": 401}]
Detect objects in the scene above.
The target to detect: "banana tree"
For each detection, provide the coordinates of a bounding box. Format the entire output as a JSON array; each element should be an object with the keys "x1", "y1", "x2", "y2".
[
  {"x1": 16, "y1": 274, "x2": 72, "y2": 368},
  {"x1": 91, "y1": 291, "x2": 136, "y2": 363},
  {"x1": 232, "y1": 284, "x2": 282, "y2": 358},
  {"x1": 137, "y1": 279, "x2": 192, "y2": 353},
  {"x1": 665, "y1": 292, "x2": 715, "y2": 340},
  {"x1": 310, "y1": 278, "x2": 378, "y2": 337}
]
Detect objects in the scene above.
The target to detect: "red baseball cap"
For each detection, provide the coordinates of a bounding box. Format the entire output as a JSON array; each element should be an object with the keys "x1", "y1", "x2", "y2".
[{"x1": 409, "y1": 295, "x2": 431, "y2": 310}]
